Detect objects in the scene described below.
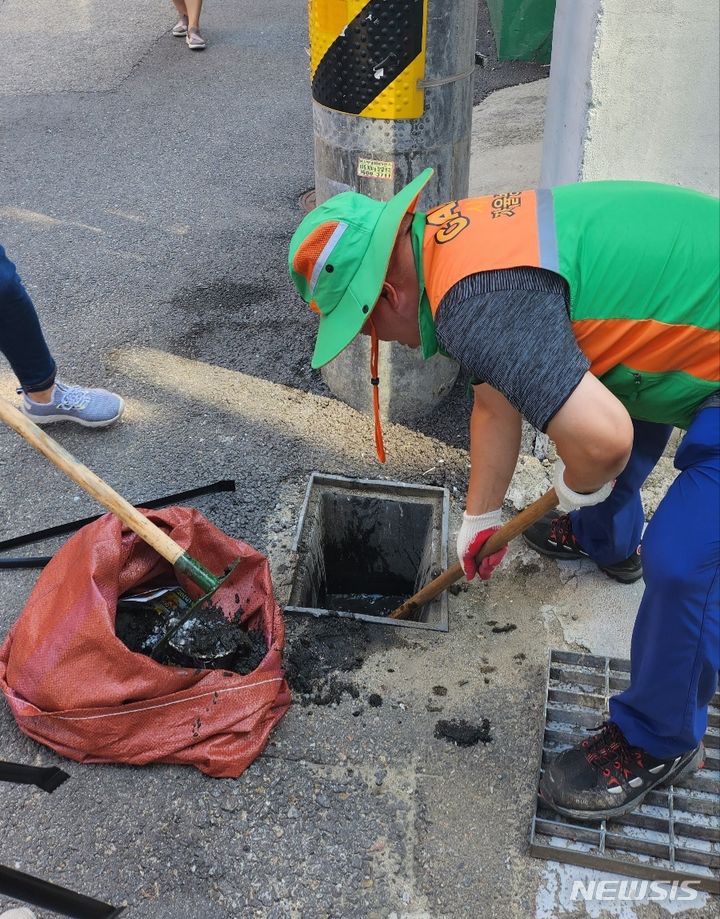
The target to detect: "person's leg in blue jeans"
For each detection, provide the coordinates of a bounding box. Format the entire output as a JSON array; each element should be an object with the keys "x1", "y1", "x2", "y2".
[
  {"x1": 0, "y1": 244, "x2": 56, "y2": 393},
  {"x1": 0, "y1": 244, "x2": 124, "y2": 427},
  {"x1": 570, "y1": 418, "x2": 674, "y2": 567},
  {"x1": 610, "y1": 406, "x2": 720, "y2": 756}
]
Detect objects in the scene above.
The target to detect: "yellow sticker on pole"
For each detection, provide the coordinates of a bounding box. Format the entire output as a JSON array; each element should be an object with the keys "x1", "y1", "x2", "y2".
[{"x1": 309, "y1": 0, "x2": 428, "y2": 120}]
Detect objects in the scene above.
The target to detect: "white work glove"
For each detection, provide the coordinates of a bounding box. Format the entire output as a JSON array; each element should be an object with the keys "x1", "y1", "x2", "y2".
[
  {"x1": 553, "y1": 458, "x2": 613, "y2": 513},
  {"x1": 456, "y1": 509, "x2": 507, "y2": 581}
]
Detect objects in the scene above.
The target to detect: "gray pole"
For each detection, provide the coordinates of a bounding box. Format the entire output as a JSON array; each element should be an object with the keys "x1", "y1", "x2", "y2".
[{"x1": 308, "y1": 0, "x2": 478, "y2": 426}]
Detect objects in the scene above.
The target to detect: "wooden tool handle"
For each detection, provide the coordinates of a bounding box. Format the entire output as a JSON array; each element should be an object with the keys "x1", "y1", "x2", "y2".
[
  {"x1": 0, "y1": 395, "x2": 185, "y2": 565},
  {"x1": 389, "y1": 486, "x2": 559, "y2": 620}
]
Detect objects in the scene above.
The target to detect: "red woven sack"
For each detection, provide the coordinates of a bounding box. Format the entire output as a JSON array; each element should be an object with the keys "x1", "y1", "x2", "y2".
[{"x1": 0, "y1": 507, "x2": 290, "y2": 778}]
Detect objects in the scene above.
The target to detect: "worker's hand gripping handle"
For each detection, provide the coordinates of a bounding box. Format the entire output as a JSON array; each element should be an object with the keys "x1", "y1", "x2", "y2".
[{"x1": 389, "y1": 487, "x2": 559, "y2": 620}]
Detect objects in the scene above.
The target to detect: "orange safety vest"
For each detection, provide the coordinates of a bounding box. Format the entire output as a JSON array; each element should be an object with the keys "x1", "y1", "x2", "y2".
[
  {"x1": 420, "y1": 184, "x2": 719, "y2": 429},
  {"x1": 422, "y1": 190, "x2": 556, "y2": 312}
]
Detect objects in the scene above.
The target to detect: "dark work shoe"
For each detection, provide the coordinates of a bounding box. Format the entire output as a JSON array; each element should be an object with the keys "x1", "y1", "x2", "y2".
[
  {"x1": 523, "y1": 512, "x2": 643, "y2": 584},
  {"x1": 539, "y1": 721, "x2": 705, "y2": 821},
  {"x1": 600, "y1": 547, "x2": 643, "y2": 584}
]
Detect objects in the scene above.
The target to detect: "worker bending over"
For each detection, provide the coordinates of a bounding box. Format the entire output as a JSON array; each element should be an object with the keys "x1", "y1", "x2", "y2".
[{"x1": 288, "y1": 171, "x2": 719, "y2": 821}]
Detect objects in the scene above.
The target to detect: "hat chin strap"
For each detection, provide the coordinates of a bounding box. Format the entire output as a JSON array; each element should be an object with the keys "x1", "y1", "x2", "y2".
[{"x1": 369, "y1": 322, "x2": 386, "y2": 464}]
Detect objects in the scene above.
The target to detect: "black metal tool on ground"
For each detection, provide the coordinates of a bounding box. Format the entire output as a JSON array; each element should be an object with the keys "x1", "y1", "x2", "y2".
[
  {"x1": 0, "y1": 760, "x2": 69, "y2": 793},
  {"x1": 0, "y1": 865, "x2": 123, "y2": 919},
  {"x1": 0, "y1": 480, "x2": 236, "y2": 570}
]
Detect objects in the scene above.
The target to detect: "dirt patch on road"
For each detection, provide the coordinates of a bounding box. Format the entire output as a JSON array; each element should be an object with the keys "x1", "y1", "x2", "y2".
[
  {"x1": 282, "y1": 614, "x2": 408, "y2": 706},
  {"x1": 434, "y1": 718, "x2": 493, "y2": 747}
]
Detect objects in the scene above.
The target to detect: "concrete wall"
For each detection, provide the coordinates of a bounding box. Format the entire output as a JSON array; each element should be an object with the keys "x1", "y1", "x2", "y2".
[{"x1": 541, "y1": 0, "x2": 720, "y2": 194}]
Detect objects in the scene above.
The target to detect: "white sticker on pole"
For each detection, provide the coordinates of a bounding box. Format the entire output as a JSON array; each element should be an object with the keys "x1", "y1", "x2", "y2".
[{"x1": 357, "y1": 158, "x2": 395, "y2": 180}]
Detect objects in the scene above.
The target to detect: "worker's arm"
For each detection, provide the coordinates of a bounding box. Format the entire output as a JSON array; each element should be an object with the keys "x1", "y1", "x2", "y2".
[
  {"x1": 466, "y1": 383, "x2": 522, "y2": 513},
  {"x1": 459, "y1": 374, "x2": 632, "y2": 579},
  {"x1": 435, "y1": 275, "x2": 630, "y2": 573},
  {"x1": 457, "y1": 384, "x2": 521, "y2": 580},
  {"x1": 546, "y1": 371, "x2": 633, "y2": 496}
]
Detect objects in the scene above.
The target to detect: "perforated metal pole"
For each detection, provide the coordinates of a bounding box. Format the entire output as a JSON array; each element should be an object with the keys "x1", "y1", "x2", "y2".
[{"x1": 308, "y1": 0, "x2": 478, "y2": 426}]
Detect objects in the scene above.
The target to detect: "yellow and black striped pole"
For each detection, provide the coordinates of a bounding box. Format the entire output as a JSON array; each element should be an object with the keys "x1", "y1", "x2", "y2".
[
  {"x1": 310, "y1": 0, "x2": 428, "y2": 120},
  {"x1": 307, "y1": 0, "x2": 478, "y2": 425}
]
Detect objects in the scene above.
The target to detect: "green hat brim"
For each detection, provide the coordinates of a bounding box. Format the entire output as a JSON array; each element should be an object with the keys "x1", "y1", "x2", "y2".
[{"x1": 310, "y1": 168, "x2": 434, "y2": 370}]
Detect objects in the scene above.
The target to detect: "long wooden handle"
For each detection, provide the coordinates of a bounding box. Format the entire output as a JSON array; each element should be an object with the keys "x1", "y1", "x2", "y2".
[
  {"x1": 389, "y1": 486, "x2": 559, "y2": 620},
  {"x1": 0, "y1": 395, "x2": 185, "y2": 565}
]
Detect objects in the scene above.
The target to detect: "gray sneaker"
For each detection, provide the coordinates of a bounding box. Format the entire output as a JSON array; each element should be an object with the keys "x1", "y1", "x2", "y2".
[
  {"x1": 21, "y1": 381, "x2": 125, "y2": 428},
  {"x1": 186, "y1": 27, "x2": 206, "y2": 50},
  {"x1": 0, "y1": 909, "x2": 38, "y2": 919},
  {"x1": 172, "y1": 15, "x2": 188, "y2": 36}
]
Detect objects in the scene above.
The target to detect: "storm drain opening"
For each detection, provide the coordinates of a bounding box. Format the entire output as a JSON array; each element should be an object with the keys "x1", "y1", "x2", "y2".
[
  {"x1": 287, "y1": 473, "x2": 449, "y2": 631},
  {"x1": 530, "y1": 650, "x2": 720, "y2": 894}
]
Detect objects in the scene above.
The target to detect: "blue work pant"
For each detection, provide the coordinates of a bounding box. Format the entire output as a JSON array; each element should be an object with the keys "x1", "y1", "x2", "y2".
[
  {"x1": 573, "y1": 410, "x2": 720, "y2": 757},
  {"x1": 0, "y1": 244, "x2": 56, "y2": 392}
]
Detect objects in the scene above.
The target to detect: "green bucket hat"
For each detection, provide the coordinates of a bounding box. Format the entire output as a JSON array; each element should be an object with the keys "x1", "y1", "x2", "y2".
[{"x1": 288, "y1": 168, "x2": 433, "y2": 369}]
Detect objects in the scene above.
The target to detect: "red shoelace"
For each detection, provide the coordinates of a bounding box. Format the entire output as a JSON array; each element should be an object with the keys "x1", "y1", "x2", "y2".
[
  {"x1": 583, "y1": 722, "x2": 642, "y2": 783},
  {"x1": 549, "y1": 514, "x2": 576, "y2": 547}
]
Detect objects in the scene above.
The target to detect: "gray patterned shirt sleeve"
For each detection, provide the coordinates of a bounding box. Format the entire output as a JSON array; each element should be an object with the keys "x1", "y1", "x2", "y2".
[{"x1": 434, "y1": 268, "x2": 590, "y2": 432}]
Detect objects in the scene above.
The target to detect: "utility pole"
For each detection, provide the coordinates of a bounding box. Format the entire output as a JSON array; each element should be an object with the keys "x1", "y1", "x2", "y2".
[{"x1": 307, "y1": 0, "x2": 478, "y2": 426}]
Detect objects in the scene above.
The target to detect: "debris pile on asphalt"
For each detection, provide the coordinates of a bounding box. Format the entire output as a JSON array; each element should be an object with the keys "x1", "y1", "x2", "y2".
[
  {"x1": 282, "y1": 615, "x2": 406, "y2": 706},
  {"x1": 434, "y1": 718, "x2": 493, "y2": 747}
]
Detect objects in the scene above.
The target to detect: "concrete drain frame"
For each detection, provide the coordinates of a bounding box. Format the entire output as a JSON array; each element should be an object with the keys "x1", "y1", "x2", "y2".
[
  {"x1": 530, "y1": 650, "x2": 720, "y2": 894},
  {"x1": 286, "y1": 472, "x2": 449, "y2": 632}
]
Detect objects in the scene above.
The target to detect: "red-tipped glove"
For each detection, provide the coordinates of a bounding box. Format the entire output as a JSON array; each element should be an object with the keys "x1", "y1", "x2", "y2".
[{"x1": 456, "y1": 509, "x2": 508, "y2": 581}]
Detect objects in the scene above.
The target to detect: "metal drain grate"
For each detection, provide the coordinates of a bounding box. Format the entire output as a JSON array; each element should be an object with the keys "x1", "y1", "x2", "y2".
[{"x1": 530, "y1": 650, "x2": 720, "y2": 894}]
